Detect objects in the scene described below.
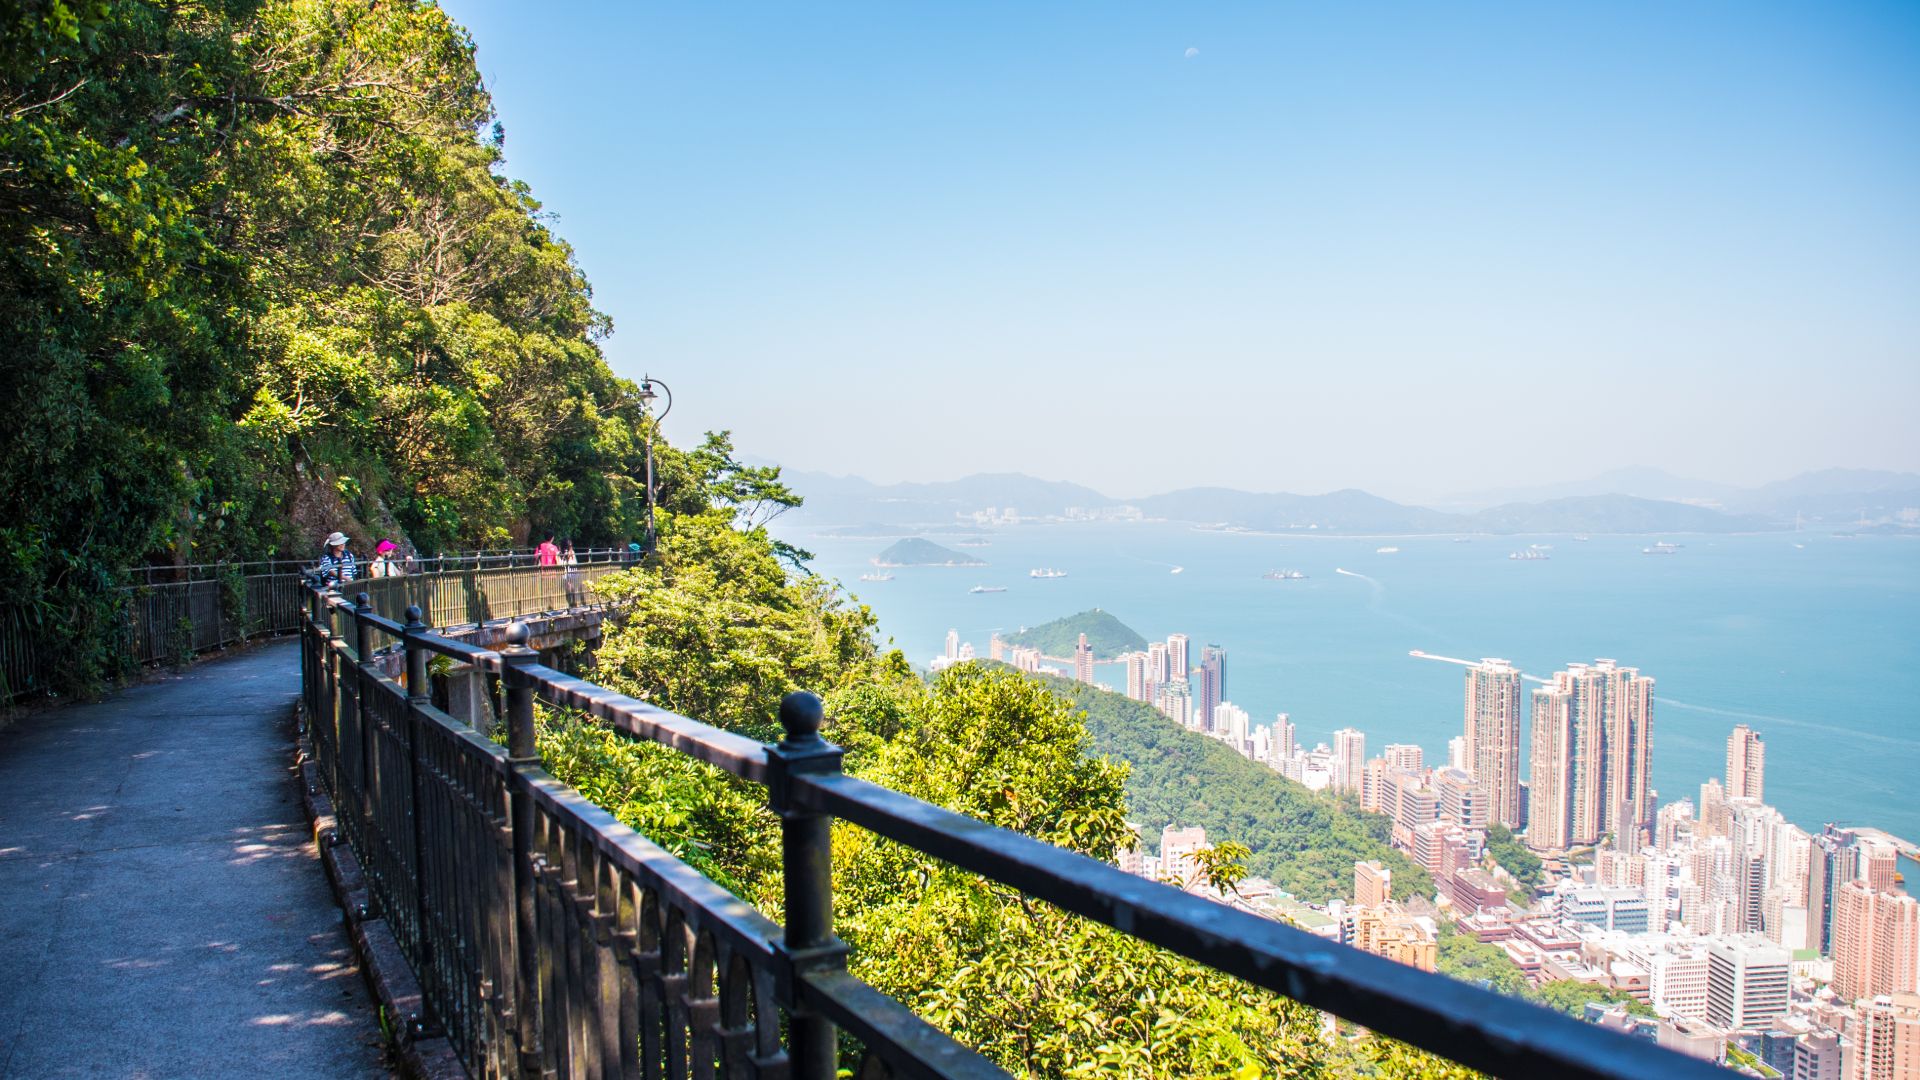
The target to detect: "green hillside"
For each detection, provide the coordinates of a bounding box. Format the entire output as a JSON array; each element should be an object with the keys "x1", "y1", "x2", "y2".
[
  {"x1": 1008, "y1": 609, "x2": 1148, "y2": 659},
  {"x1": 1037, "y1": 674, "x2": 1431, "y2": 904},
  {"x1": 871, "y1": 537, "x2": 986, "y2": 566}
]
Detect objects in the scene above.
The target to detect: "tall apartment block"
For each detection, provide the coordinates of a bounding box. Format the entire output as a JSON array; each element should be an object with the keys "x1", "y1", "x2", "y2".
[
  {"x1": 1727, "y1": 724, "x2": 1766, "y2": 802},
  {"x1": 1166, "y1": 634, "x2": 1189, "y2": 678},
  {"x1": 1197, "y1": 644, "x2": 1226, "y2": 722},
  {"x1": 1527, "y1": 659, "x2": 1654, "y2": 851},
  {"x1": 1463, "y1": 658, "x2": 1524, "y2": 829},
  {"x1": 1332, "y1": 727, "x2": 1366, "y2": 794},
  {"x1": 1073, "y1": 633, "x2": 1095, "y2": 685},
  {"x1": 1831, "y1": 881, "x2": 1920, "y2": 1003}
]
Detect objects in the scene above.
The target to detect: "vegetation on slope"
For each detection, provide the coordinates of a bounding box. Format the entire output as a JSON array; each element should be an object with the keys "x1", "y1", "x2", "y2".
[
  {"x1": 0, "y1": 0, "x2": 798, "y2": 691},
  {"x1": 1007, "y1": 609, "x2": 1148, "y2": 659},
  {"x1": 1038, "y1": 676, "x2": 1432, "y2": 903}
]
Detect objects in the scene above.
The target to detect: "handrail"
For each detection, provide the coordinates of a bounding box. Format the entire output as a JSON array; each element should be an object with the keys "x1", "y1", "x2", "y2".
[{"x1": 301, "y1": 580, "x2": 1729, "y2": 1080}]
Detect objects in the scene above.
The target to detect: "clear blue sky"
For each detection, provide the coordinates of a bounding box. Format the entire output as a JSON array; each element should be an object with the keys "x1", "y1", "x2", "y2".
[{"x1": 445, "y1": 1, "x2": 1919, "y2": 501}]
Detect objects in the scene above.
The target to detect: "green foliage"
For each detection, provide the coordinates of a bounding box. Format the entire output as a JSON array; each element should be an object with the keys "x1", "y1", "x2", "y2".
[
  {"x1": 1484, "y1": 824, "x2": 1543, "y2": 889},
  {"x1": 1529, "y1": 979, "x2": 1656, "y2": 1019},
  {"x1": 1436, "y1": 929, "x2": 1530, "y2": 997},
  {"x1": 1438, "y1": 926, "x2": 1654, "y2": 1020},
  {"x1": 870, "y1": 537, "x2": 984, "y2": 567},
  {"x1": 1041, "y1": 675, "x2": 1432, "y2": 903},
  {"x1": 0, "y1": 0, "x2": 815, "y2": 694},
  {"x1": 1006, "y1": 609, "x2": 1149, "y2": 659}
]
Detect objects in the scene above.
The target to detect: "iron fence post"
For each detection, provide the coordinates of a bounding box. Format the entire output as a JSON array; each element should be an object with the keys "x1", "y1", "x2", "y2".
[
  {"x1": 403, "y1": 605, "x2": 435, "y2": 1005},
  {"x1": 500, "y1": 622, "x2": 545, "y2": 1075},
  {"x1": 766, "y1": 691, "x2": 847, "y2": 1080},
  {"x1": 355, "y1": 592, "x2": 377, "y2": 886}
]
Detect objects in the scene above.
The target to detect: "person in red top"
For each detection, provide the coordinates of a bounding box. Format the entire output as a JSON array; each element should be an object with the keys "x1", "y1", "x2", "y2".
[{"x1": 535, "y1": 536, "x2": 560, "y2": 568}]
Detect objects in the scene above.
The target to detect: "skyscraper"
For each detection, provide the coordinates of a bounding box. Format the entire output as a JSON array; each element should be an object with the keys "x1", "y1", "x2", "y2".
[
  {"x1": 1728, "y1": 724, "x2": 1766, "y2": 802},
  {"x1": 1074, "y1": 633, "x2": 1095, "y2": 685},
  {"x1": 1145, "y1": 641, "x2": 1168, "y2": 703},
  {"x1": 1197, "y1": 644, "x2": 1226, "y2": 722},
  {"x1": 945, "y1": 628, "x2": 959, "y2": 660},
  {"x1": 1272, "y1": 714, "x2": 1296, "y2": 763},
  {"x1": 1831, "y1": 881, "x2": 1920, "y2": 1003},
  {"x1": 1526, "y1": 659, "x2": 1655, "y2": 851},
  {"x1": 989, "y1": 634, "x2": 1005, "y2": 662},
  {"x1": 1464, "y1": 658, "x2": 1524, "y2": 829},
  {"x1": 1124, "y1": 651, "x2": 1148, "y2": 701},
  {"x1": 1332, "y1": 728, "x2": 1366, "y2": 794},
  {"x1": 1166, "y1": 634, "x2": 1189, "y2": 679}
]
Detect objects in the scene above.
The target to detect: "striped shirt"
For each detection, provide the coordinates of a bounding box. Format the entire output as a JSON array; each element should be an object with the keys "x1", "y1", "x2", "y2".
[{"x1": 317, "y1": 550, "x2": 358, "y2": 586}]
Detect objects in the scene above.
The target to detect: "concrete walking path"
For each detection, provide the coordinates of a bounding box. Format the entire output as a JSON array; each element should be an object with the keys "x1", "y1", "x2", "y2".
[{"x1": 0, "y1": 640, "x2": 390, "y2": 1078}]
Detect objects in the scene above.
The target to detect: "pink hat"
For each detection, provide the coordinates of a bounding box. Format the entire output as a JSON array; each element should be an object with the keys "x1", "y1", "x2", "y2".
[{"x1": 375, "y1": 540, "x2": 398, "y2": 554}]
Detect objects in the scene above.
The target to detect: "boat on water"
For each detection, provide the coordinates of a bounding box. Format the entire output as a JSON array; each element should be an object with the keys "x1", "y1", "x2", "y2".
[
  {"x1": 857, "y1": 572, "x2": 894, "y2": 582},
  {"x1": 1572, "y1": 535, "x2": 1591, "y2": 542},
  {"x1": 1509, "y1": 550, "x2": 1549, "y2": 561},
  {"x1": 1643, "y1": 542, "x2": 1682, "y2": 555},
  {"x1": 1376, "y1": 546, "x2": 1400, "y2": 554},
  {"x1": 1530, "y1": 543, "x2": 1553, "y2": 551},
  {"x1": 1263, "y1": 569, "x2": 1308, "y2": 580},
  {"x1": 1029, "y1": 568, "x2": 1067, "y2": 579},
  {"x1": 1169, "y1": 566, "x2": 1184, "y2": 574},
  {"x1": 1452, "y1": 537, "x2": 1472, "y2": 543},
  {"x1": 954, "y1": 538, "x2": 991, "y2": 547},
  {"x1": 969, "y1": 585, "x2": 1007, "y2": 594}
]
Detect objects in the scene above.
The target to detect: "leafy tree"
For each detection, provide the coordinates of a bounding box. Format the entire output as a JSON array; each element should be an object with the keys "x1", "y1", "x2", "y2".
[{"x1": 1484, "y1": 824, "x2": 1543, "y2": 889}]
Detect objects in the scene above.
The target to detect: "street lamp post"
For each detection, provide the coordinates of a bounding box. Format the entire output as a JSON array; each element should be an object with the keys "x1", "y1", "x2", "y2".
[{"x1": 634, "y1": 375, "x2": 672, "y2": 553}]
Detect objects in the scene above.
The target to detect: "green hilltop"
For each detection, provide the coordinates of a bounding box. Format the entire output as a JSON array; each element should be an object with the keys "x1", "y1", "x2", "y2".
[
  {"x1": 871, "y1": 537, "x2": 986, "y2": 566},
  {"x1": 1007, "y1": 609, "x2": 1148, "y2": 659},
  {"x1": 1037, "y1": 674, "x2": 1432, "y2": 904}
]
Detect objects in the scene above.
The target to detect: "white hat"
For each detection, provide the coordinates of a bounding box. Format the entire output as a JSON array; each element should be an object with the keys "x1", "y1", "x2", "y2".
[{"x1": 325, "y1": 532, "x2": 349, "y2": 547}]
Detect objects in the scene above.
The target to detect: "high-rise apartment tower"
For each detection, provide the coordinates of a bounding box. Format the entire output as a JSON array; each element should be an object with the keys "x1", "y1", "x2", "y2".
[
  {"x1": 1464, "y1": 659, "x2": 1525, "y2": 829},
  {"x1": 1527, "y1": 659, "x2": 1655, "y2": 851},
  {"x1": 1727, "y1": 724, "x2": 1766, "y2": 802}
]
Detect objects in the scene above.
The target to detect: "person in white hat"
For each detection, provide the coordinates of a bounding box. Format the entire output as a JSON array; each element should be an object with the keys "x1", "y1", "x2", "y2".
[{"x1": 316, "y1": 531, "x2": 357, "y2": 587}]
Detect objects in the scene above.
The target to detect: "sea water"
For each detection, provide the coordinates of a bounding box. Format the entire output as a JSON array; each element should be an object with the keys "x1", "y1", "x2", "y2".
[{"x1": 779, "y1": 522, "x2": 1920, "y2": 848}]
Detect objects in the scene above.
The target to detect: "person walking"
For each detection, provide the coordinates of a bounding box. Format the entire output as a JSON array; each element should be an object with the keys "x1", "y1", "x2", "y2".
[
  {"x1": 536, "y1": 536, "x2": 560, "y2": 570},
  {"x1": 316, "y1": 532, "x2": 357, "y2": 587},
  {"x1": 561, "y1": 539, "x2": 583, "y2": 605}
]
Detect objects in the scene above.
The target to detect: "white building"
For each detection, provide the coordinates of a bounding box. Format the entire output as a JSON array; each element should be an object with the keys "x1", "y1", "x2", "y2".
[{"x1": 1706, "y1": 934, "x2": 1792, "y2": 1031}]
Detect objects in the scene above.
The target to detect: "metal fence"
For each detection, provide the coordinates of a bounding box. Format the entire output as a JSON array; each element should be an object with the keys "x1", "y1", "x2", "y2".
[
  {"x1": 303, "y1": 581, "x2": 1727, "y2": 1080},
  {"x1": 1, "y1": 548, "x2": 634, "y2": 704}
]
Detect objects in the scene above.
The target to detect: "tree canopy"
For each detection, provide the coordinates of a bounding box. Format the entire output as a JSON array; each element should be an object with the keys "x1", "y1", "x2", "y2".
[{"x1": 0, "y1": 0, "x2": 795, "y2": 690}]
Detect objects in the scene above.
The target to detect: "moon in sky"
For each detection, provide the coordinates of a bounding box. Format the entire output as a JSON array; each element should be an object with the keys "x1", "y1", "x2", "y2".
[{"x1": 1184, "y1": 46, "x2": 1200, "y2": 59}]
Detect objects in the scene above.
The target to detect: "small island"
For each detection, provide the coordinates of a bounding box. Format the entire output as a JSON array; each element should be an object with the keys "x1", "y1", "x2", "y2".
[
  {"x1": 1006, "y1": 609, "x2": 1148, "y2": 659},
  {"x1": 871, "y1": 537, "x2": 987, "y2": 567}
]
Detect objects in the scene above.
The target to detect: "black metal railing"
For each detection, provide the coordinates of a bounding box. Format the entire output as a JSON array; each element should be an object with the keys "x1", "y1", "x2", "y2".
[
  {"x1": 302, "y1": 580, "x2": 1727, "y2": 1080},
  {"x1": 1, "y1": 546, "x2": 636, "y2": 704}
]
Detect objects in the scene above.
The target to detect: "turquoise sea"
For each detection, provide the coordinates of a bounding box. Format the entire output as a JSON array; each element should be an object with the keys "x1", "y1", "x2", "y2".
[{"x1": 778, "y1": 522, "x2": 1920, "y2": 848}]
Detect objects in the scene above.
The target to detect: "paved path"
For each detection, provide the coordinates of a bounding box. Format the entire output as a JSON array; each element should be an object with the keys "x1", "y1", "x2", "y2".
[{"x1": 0, "y1": 640, "x2": 390, "y2": 1078}]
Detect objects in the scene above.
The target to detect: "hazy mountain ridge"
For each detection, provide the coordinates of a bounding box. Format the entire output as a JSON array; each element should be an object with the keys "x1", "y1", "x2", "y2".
[{"x1": 781, "y1": 467, "x2": 1920, "y2": 534}]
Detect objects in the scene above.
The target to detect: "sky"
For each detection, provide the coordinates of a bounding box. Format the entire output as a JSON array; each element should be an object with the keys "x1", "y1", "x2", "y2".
[{"x1": 444, "y1": 2, "x2": 1920, "y2": 502}]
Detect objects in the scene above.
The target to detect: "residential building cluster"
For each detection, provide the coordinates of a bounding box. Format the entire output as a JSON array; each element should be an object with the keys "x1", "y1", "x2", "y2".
[
  {"x1": 1121, "y1": 652, "x2": 1919, "y2": 1076},
  {"x1": 937, "y1": 619, "x2": 1919, "y2": 1075}
]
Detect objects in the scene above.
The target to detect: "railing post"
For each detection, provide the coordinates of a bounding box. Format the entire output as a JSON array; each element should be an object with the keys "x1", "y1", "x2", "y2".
[
  {"x1": 766, "y1": 691, "x2": 847, "y2": 1080},
  {"x1": 354, "y1": 592, "x2": 377, "y2": 879},
  {"x1": 500, "y1": 622, "x2": 545, "y2": 1076},
  {"x1": 402, "y1": 605, "x2": 435, "y2": 999}
]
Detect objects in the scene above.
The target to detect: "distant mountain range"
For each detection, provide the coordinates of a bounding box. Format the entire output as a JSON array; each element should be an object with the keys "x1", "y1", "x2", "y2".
[{"x1": 778, "y1": 466, "x2": 1920, "y2": 536}]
